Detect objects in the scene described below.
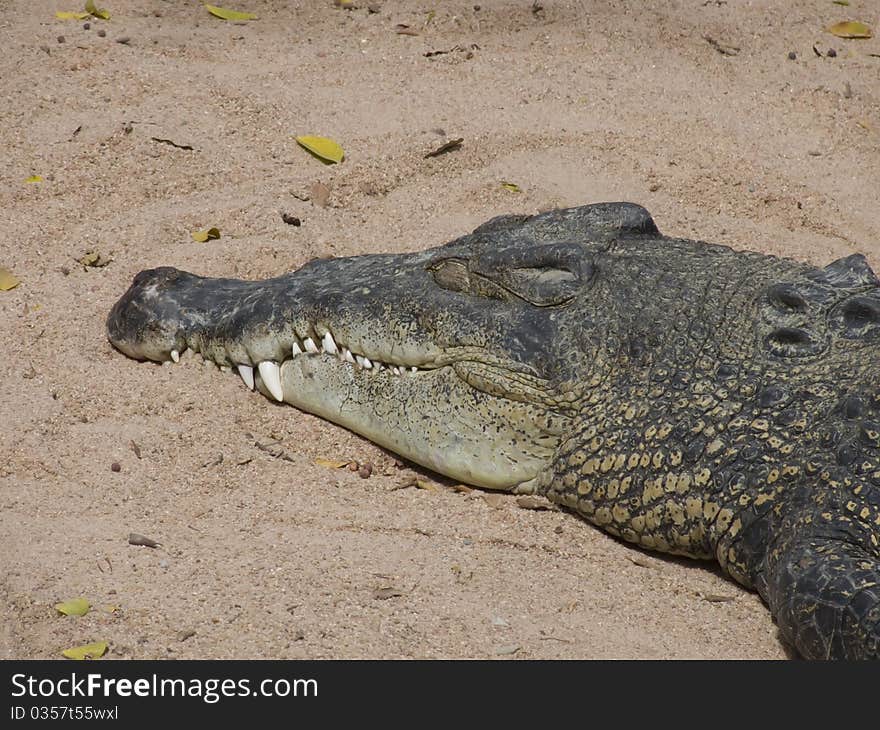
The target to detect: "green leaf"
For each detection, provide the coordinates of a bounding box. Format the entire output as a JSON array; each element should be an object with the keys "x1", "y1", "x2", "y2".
[
  {"x1": 62, "y1": 641, "x2": 107, "y2": 660},
  {"x1": 295, "y1": 135, "x2": 345, "y2": 164},
  {"x1": 827, "y1": 21, "x2": 872, "y2": 38},
  {"x1": 191, "y1": 227, "x2": 221, "y2": 242},
  {"x1": 85, "y1": 0, "x2": 111, "y2": 20},
  {"x1": 0, "y1": 268, "x2": 20, "y2": 291},
  {"x1": 55, "y1": 598, "x2": 90, "y2": 617},
  {"x1": 25, "y1": 175, "x2": 42, "y2": 183},
  {"x1": 205, "y1": 4, "x2": 258, "y2": 21},
  {"x1": 500, "y1": 181, "x2": 522, "y2": 193}
]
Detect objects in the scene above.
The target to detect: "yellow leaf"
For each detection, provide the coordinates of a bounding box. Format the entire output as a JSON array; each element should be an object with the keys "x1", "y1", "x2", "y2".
[
  {"x1": 500, "y1": 181, "x2": 522, "y2": 193},
  {"x1": 827, "y1": 21, "x2": 872, "y2": 39},
  {"x1": 191, "y1": 227, "x2": 221, "y2": 242},
  {"x1": 0, "y1": 268, "x2": 21, "y2": 291},
  {"x1": 205, "y1": 4, "x2": 258, "y2": 21},
  {"x1": 25, "y1": 175, "x2": 42, "y2": 183},
  {"x1": 55, "y1": 598, "x2": 90, "y2": 616},
  {"x1": 62, "y1": 641, "x2": 107, "y2": 660},
  {"x1": 295, "y1": 135, "x2": 345, "y2": 164},
  {"x1": 85, "y1": 0, "x2": 111, "y2": 20},
  {"x1": 56, "y1": 11, "x2": 91, "y2": 20},
  {"x1": 314, "y1": 458, "x2": 350, "y2": 469}
]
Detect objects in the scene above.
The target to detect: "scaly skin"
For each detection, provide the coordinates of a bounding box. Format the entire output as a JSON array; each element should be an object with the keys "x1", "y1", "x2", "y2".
[{"x1": 107, "y1": 203, "x2": 880, "y2": 659}]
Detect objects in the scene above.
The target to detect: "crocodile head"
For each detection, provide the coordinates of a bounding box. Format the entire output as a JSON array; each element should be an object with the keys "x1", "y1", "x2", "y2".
[{"x1": 108, "y1": 204, "x2": 656, "y2": 490}]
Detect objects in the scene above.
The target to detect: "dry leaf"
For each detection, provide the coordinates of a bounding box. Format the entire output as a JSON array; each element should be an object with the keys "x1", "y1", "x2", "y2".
[
  {"x1": 500, "y1": 181, "x2": 522, "y2": 193},
  {"x1": 205, "y1": 4, "x2": 257, "y2": 21},
  {"x1": 55, "y1": 598, "x2": 90, "y2": 616},
  {"x1": 827, "y1": 21, "x2": 872, "y2": 39},
  {"x1": 515, "y1": 495, "x2": 554, "y2": 511},
  {"x1": 424, "y1": 138, "x2": 463, "y2": 158},
  {"x1": 0, "y1": 268, "x2": 20, "y2": 291},
  {"x1": 25, "y1": 175, "x2": 42, "y2": 183},
  {"x1": 85, "y1": 0, "x2": 110, "y2": 20},
  {"x1": 310, "y1": 181, "x2": 331, "y2": 207},
  {"x1": 78, "y1": 251, "x2": 111, "y2": 267},
  {"x1": 56, "y1": 11, "x2": 91, "y2": 19},
  {"x1": 62, "y1": 641, "x2": 107, "y2": 660},
  {"x1": 481, "y1": 493, "x2": 506, "y2": 509},
  {"x1": 151, "y1": 137, "x2": 194, "y2": 151},
  {"x1": 373, "y1": 586, "x2": 404, "y2": 600},
  {"x1": 191, "y1": 227, "x2": 221, "y2": 242},
  {"x1": 395, "y1": 24, "x2": 419, "y2": 36},
  {"x1": 314, "y1": 458, "x2": 350, "y2": 469},
  {"x1": 295, "y1": 135, "x2": 345, "y2": 164},
  {"x1": 128, "y1": 532, "x2": 160, "y2": 548}
]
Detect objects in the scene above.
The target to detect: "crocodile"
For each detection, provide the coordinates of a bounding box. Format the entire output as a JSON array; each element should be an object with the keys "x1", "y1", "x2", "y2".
[{"x1": 107, "y1": 202, "x2": 880, "y2": 659}]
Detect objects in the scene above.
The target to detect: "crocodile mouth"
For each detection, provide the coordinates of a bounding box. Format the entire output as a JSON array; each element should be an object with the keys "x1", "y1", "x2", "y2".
[{"x1": 172, "y1": 327, "x2": 431, "y2": 402}]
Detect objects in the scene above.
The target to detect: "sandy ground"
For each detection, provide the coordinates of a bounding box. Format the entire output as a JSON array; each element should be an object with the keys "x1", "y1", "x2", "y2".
[{"x1": 1, "y1": 0, "x2": 878, "y2": 660}]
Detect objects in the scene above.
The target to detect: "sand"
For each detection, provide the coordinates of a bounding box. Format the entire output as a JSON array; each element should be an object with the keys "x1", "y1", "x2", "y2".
[{"x1": 2, "y1": 0, "x2": 878, "y2": 659}]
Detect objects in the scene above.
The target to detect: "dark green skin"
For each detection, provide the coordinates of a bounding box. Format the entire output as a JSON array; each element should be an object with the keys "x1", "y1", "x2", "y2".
[{"x1": 108, "y1": 203, "x2": 880, "y2": 659}]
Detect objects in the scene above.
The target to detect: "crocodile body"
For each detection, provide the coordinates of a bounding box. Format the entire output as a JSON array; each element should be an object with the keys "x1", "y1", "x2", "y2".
[{"x1": 107, "y1": 203, "x2": 880, "y2": 659}]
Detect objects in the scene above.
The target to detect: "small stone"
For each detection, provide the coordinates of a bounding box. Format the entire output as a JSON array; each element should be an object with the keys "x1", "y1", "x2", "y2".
[
  {"x1": 494, "y1": 644, "x2": 520, "y2": 656},
  {"x1": 110, "y1": 462, "x2": 121, "y2": 472},
  {"x1": 554, "y1": 525, "x2": 563, "y2": 534},
  {"x1": 83, "y1": 22, "x2": 91, "y2": 30},
  {"x1": 159, "y1": 559, "x2": 169, "y2": 569},
  {"x1": 116, "y1": 37, "x2": 131, "y2": 45},
  {"x1": 491, "y1": 616, "x2": 509, "y2": 627},
  {"x1": 358, "y1": 462, "x2": 373, "y2": 479},
  {"x1": 827, "y1": 48, "x2": 837, "y2": 58},
  {"x1": 97, "y1": 29, "x2": 106, "y2": 37},
  {"x1": 57, "y1": 35, "x2": 65, "y2": 44},
  {"x1": 787, "y1": 51, "x2": 796, "y2": 60}
]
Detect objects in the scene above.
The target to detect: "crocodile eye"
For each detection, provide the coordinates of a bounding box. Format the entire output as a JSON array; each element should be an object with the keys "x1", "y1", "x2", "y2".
[{"x1": 429, "y1": 258, "x2": 470, "y2": 294}]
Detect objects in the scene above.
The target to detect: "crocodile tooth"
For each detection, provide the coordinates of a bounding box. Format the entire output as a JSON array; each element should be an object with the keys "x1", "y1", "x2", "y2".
[
  {"x1": 170, "y1": 349, "x2": 180, "y2": 363},
  {"x1": 258, "y1": 361, "x2": 284, "y2": 402},
  {"x1": 343, "y1": 348, "x2": 356, "y2": 364},
  {"x1": 362, "y1": 356, "x2": 373, "y2": 369},
  {"x1": 304, "y1": 337, "x2": 319, "y2": 354},
  {"x1": 292, "y1": 341, "x2": 303, "y2": 356},
  {"x1": 237, "y1": 364, "x2": 255, "y2": 391},
  {"x1": 410, "y1": 366, "x2": 417, "y2": 373},
  {"x1": 391, "y1": 366, "x2": 401, "y2": 376},
  {"x1": 322, "y1": 332, "x2": 338, "y2": 355}
]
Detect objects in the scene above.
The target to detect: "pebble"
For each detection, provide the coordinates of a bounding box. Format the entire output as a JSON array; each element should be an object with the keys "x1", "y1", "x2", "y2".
[
  {"x1": 358, "y1": 462, "x2": 373, "y2": 479},
  {"x1": 159, "y1": 559, "x2": 169, "y2": 569},
  {"x1": 787, "y1": 51, "x2": 796, "y2": 60},
  {"x1": 827, "y1": 48, "x2": 837, "y2": 58},
  {"x1": 110, "y1": 462, "x2": 121, "y2": 472},
  {"x1": 491, "y1": 616, "x2": 509, "y2": 627},
  {"x1": 494, "y1": 644, "x2": 520, "y2": 656},
  {"x1": 83, "y1": 22, "x2": 91, "y2": 30},
  {"x1": 57, "y1": 35, "x2": 65, "y2": 44},
  {"x1": 97, "y1": 29, "x2": 106, "y2": 37}
]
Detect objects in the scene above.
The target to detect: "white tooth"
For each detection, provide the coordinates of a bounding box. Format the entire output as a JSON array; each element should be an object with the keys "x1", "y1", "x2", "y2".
[
  {"x1": 343, "y1": 348, "x2": 356, "y2": 364},
  {"x1": 237, "y1": 364, "x2": 255, "y2": 391},
  {"x1": 375, "y1": 362, "x2": 384, "y2": 371},
  {"x1": 410, "y1": 366, "x2": 417, "y2": 373},
  {"x1": 391, "y1": 366, "x2": 401, "y2": 376},
  {"x1": 322, "y1": 332, "x2": 338, "y2": 355},
  {"x1": 304, "y1": 337, "x2": 319, "y2": 354},
  {"x1": 355, "y1": 355, "x2": 366, "y2": 368},
  {"x1": 363, "y1": 357, "x2": 373, "y2": 369},
  {"x1": 292, "y1": 342, "x2": 303, "y2": 355},
  {"x1": 258, "y1": 361, "x2": 284, "y2": 402},
  {"x1": 170, "y1": 349, "x2": 180, "y2": 363}
]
